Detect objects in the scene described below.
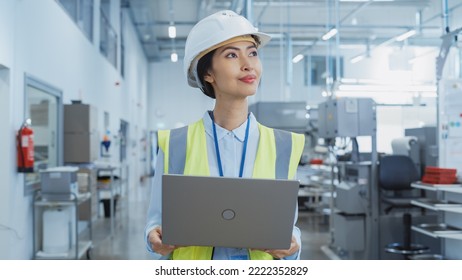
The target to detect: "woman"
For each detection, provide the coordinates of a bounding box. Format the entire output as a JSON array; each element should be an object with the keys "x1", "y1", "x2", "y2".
[{"x1": 145, "y1": 10, "x2": 305, "y2": 260}]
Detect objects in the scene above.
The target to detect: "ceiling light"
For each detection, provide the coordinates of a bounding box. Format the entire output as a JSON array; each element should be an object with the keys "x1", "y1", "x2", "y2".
[
  {"x1": 350, "y1": 55, "x2": 364, "y2": 64},
  {"x1": 292, "y1": 54, "x2": 304, "y2": 63},
  {"x1": 395, "y1": 30, "x2": 417, "y2": 42},
  {"x1": 351, "y1": 17, "x2": 358, "y2": 25},
  {"x1": 168, "y1": 25, "x2": 176, "y2": 39},
  {"x1": 170, "y1": 52, "x2": 178, "y2": 62},
  {"x1": 321, "y1": 28, "x2": 338, "y2": 41}
]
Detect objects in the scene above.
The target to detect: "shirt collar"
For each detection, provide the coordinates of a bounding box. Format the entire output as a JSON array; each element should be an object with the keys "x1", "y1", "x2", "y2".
[{"x1": 203, "y1": 111, "x2": 258, "y2": 142}]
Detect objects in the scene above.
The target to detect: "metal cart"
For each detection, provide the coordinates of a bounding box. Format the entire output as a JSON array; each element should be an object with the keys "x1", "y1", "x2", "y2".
[{"x1": 33, "y1": 191, "x2": 93, "y2": 260}]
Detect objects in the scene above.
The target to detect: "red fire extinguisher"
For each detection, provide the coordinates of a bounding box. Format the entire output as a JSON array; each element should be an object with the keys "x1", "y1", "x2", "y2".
[{"x1": 17, "y1": 119, "x2": 34, "y2": 173}]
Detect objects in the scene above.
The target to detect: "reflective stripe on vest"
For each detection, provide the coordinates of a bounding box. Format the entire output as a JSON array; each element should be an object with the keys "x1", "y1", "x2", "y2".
[{"x1": 158, "y1": 119, "x2": 305, "y2": 260}]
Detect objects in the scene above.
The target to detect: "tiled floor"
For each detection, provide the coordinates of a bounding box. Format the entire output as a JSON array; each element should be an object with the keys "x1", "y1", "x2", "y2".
[{"x1": 90, "y1": 178, "x2": 330, "y2": 260}]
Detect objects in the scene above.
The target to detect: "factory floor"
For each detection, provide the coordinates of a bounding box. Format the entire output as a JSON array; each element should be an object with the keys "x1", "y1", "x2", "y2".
[{"x1": 89, "y1": 177, "x2": 330, "y2": 260}]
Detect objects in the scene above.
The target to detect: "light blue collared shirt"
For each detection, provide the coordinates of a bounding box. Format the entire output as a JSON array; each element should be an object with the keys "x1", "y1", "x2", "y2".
[{"x1": 145, "y1": 111, "x2": 301, "y2": 260}]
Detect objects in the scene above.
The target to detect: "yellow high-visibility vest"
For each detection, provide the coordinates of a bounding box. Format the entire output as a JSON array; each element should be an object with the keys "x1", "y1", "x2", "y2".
[{"x1": 158, "y1": 119, "x2": 304, "y2": 260}]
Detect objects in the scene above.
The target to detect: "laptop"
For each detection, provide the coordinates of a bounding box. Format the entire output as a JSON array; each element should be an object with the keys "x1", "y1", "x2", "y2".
[{"x1": 162, "y1": 174, "x2": 299, "y2": 250}]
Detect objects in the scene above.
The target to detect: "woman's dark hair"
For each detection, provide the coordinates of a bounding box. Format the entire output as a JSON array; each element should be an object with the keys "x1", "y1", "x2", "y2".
[
  {"x1": 196, "y1": 35, "x2": 261, "y2": 99},
  {"x1": 196, "y1": 50, "x2": 217, "y2": 99}
]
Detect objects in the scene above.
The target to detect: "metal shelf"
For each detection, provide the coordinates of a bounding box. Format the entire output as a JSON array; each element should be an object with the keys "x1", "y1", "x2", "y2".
[
  {"x1": 411, "y1": 199, "x2": 462, "y2": 214},
  {"x1": 411, "y1": 181, "x2": 462, "y2": 194},
  {"x1": 34, "y1": 192, "x2": 91, "y2": 206},
  {"x1": 299, "y1": 186, "x2": 328, "y2": 196},
  {"x1": 35, "y1": 240, "x2": 92, "y2": 260},
  {"x1": 309, "y1": 177, "x2": 338, "y2": 189},
  {"x1": 412, "y1": 225, "x2": 462, "y2": 241},
  {"x1": 411, "y1": 181, "x2": 462, "y2": 246}
]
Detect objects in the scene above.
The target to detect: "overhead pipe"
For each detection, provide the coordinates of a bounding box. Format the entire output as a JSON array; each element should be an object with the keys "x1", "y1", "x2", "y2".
[
  {"x1": 339, "y1": 0, "x2": 373, "y2": 25},
  {"x1": 231, "y1": 0, "x2": 244, "y2": 15},
  {"x1": 346, "y1": 0, "x2": 459, "y2": 64},
  {"x1": 335, "y1": 0, "x2": 341, "y2": 84},
  {"x1": 230, "y1": 0, "x2": 239, "y2": 12},
  {"x1": 243, "y1": 0, "x2": 253, "y2": 23},
  {"x1": 286, "y1": 33, "x2": 293, "y2": 88},
  {"x1": 304, "y1": 54, "x2": 312, "y2": 87},
  {"x1": 142, "y1": 0, "x2": 462, "y2": 62},
  {"x1": 197, "y1": 0, "x2": 208, "y2": 20},
  {"x1": 278, "y1": 5, "x2": 284, "y2": 99},
  {"x1": 137, "y1": 0, "x2": 462, "y2": 58},
  {"x1": 286, "y1": 4, "x2": 293, "y2": 88},
  {"x1": 416, "y1": 10, "x2": 422, "y2": 34},
  {"x1": 256, "y1": 0, "x2": 271, "y2": 24},
  {"x1": 418, "y1": 2, "x2": 462, "y2": 27},
  {"x1": 136, "y1": 21, "x2": 440, "y2": 31},
  {"x1": 282, "y1": 5, "x2": 294, "y2": 101},
  {"x1": 442, "y1": 0, "x2": 449, "y2": 33},
  {"x1": 325, "y1": 0, "x2": 333, "y2": 90},
  {"x1": 306, "y1": 0, "x2": 373, "y2": 60}
]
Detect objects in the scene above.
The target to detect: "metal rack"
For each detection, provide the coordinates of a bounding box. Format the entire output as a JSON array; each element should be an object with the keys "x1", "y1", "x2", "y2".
[
  {"x1": 411, "y1": 182, "x2": 462, "y2": 242},
  {"x1": 297, "y1": 164, "x2": 337, "y2": 211},
  {"x1": 33, "y1": 191, "x2": 93, "y2": 260},
  {"x1": 96, "y1": 165, "x2": 122, "y2": 237}
]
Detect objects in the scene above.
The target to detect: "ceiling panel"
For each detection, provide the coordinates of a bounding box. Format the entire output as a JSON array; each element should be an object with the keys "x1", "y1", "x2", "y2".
[{"x1": 125, "y1": 0, "x2": 462, "y2": 61}]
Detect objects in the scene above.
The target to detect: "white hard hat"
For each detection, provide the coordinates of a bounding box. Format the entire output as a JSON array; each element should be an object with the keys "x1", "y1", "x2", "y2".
[{"x1": 184, "y1": 10, "x2": 271, "y2": 89}]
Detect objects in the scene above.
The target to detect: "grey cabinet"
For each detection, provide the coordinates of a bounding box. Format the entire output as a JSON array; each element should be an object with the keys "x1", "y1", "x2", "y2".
[{"x1": 64, "y1": 104, "x2": 98, "y2": 163}]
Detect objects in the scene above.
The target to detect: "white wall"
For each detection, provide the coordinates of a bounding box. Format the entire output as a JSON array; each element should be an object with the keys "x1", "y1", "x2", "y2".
[
  {"x1": 0, "y1": 1, "x2": 14, "y2": 66},
  {"x1": 0, "y1": 0, "x2": 148, "y2": 259},
  {"x1": 0, "y1": 0, "x2": 22, "y2": 260},
  {"x1": 121, "y1": 7, "x2": 149, "y2": 181},
  {"x1": 438, "y1": 48, "x2": 462, "y2": 260},
  {"x1": 148, "y1": 61, "x2": 214, "y2": 130}
]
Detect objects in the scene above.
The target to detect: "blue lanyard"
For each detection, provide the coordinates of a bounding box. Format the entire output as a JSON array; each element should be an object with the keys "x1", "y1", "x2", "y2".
[{"x1": 210, "y1": 112, "x2": 250, "y2": 178}]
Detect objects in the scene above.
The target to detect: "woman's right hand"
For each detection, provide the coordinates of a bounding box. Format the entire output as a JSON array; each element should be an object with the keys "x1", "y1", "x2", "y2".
[{"x1": 148, "y1": 226, "x2": 177, "y2": 256}]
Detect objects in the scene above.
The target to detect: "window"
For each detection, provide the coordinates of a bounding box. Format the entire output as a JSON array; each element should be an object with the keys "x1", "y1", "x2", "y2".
[
  {"x1": 309, "y1": 56, "x2": 344, "y2": 86},
  {"x1": 119, "y1": 120, "x2": 128, "y2": 163},
  {"x1": 100, "y1": 0, "x2": 118, "y2": 67},
  {"x1": 24, "y1": 76, "x2": 63, "y2": 193},
  {"x1": 120, "y1": 8, "x2": 125, "y2": 77},
  {"x1": 57, "y1": 0, "x2": 94, "y2": 42}
]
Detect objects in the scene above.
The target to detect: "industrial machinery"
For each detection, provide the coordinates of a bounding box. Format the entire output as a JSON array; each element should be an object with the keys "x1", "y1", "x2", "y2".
[
  {"x1": 250, "y1": 101, "x2": 313, "y2": 165},
  {"x1": 249, "y1": 101, "x2": 308, "y2": 134},
  {"x1": 405, "y1": 126, "x2": 438, "y2": 176},
  {"x1": 333, "y1": 162, "x2": 372, "y2": 259},
  {"x1": 318, "y1": 98, "x2": 375, "y2": 139},
  {"x1": 318, "y1": 98, "x2": 441, "y2": 259},
  {"x1": 391, "y1": 126, "x2": 437, "y2": 178},
  {"x1": 317, "y1": 97, "x2": 380, "y2": 259}
]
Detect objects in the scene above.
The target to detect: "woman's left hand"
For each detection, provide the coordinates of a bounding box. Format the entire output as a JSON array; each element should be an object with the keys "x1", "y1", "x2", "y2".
[{"x1": 262, "y1": 235, "x2": 299, "y2": 259}]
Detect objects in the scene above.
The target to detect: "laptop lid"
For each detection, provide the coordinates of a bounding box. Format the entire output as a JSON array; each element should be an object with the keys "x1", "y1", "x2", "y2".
[{"x1": 162, "y1": 174, "x2": 299, "y2": 250}]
